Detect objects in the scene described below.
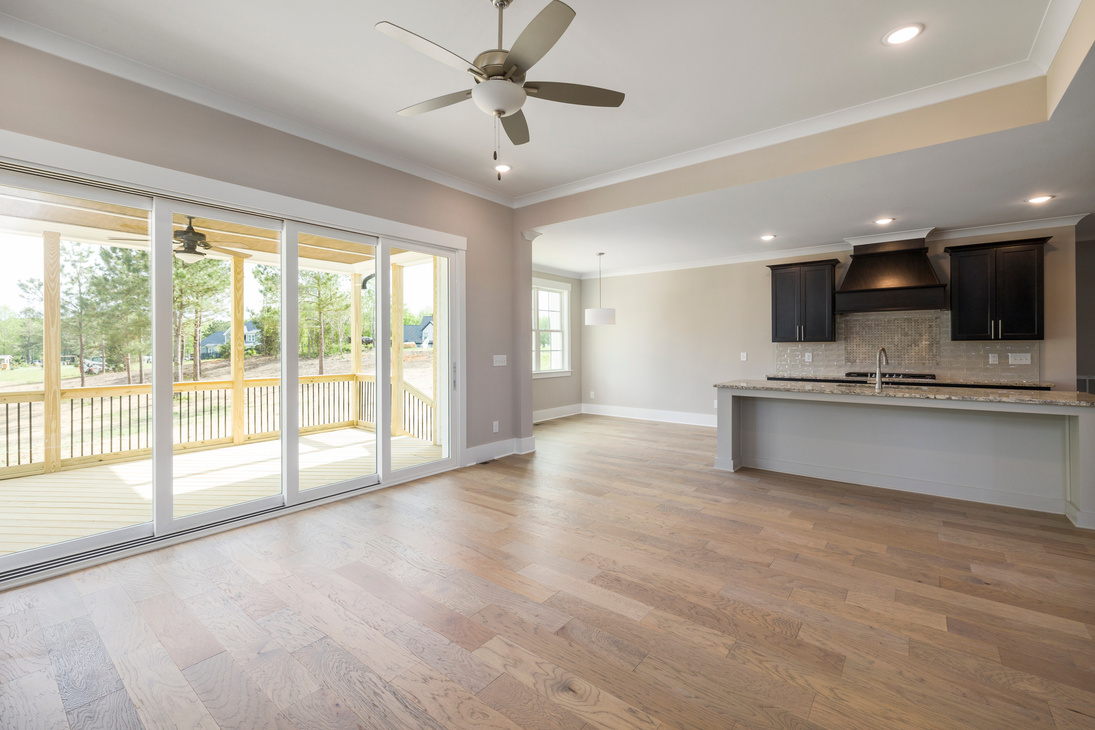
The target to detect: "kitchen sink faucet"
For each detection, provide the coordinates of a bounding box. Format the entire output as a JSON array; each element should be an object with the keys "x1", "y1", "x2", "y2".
[{"x1": 875, "y1": 347, "x2": 888, "y2": 392}]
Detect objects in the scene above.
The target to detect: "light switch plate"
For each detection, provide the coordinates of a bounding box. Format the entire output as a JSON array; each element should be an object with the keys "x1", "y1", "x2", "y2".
[
  {"x1": 1009, "y1": 352, "x2": 1032, "y2": 365},
  {"x1": 493, "y1": 355, "x2": 507, "y2": 366},
  {"x1": 740, "y1": 352, "x2": 747, "y2": 361},
  {"x1": 988, "y1": 354, "x2": 999, "y2": 364},
  {"x1": 804, "y1": 353, "x2": 813, "y2": 363}
]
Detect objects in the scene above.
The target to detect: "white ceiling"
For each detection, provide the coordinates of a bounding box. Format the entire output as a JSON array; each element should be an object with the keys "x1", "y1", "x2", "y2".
[
  {"x1": 0, "y1": 0, "x2": 1090, "y2": 277},
  {"x1": 534, "y1": 46, "x2": 1095, "y2": 277},
  {"x1": 0, "y1": 0, "x2": 1078, "y2": 204}
]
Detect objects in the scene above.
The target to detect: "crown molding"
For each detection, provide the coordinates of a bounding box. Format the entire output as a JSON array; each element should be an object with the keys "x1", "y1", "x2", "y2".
[
  {"x1": 1029, "y1": 0, "x2": 1085, "y2": 71},
  {"x1": 575, "y1": 242, "x2": 852, "y2": 280},
  {"x1": 929, "y1": 214, "x2": 1089, "y2": 240},
  {"x1": 845, "y1": 228, "x2": 936, "y2": 246},
  {"x1": 532, "y1": 264, "x2": 583, "y2": 279},
  {"x1": 0, "y1": 13, "x2": 514, "y2": 208},
  {"x1": 514, "y1": 61, "x2": 1044, "y2": 208}
]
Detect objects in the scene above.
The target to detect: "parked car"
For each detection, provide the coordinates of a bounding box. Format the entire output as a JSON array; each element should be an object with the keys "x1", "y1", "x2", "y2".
[{"x1": 84, "y1": 359, "x2": 104, "y2": 374}]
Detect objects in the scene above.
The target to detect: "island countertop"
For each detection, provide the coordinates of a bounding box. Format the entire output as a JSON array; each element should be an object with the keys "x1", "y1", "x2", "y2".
[
  {"x1": 716, "y1": 379, "x2": 1095, "y2": 408},
  {"x1": 765, "y1": 373, "x2": 1056, "y2": 390}
]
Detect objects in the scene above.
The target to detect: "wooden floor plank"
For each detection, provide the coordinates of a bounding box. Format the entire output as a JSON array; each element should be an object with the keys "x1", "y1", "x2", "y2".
[{"x1": 3, "y1": 415, "x2": 1094, "y2": 729}]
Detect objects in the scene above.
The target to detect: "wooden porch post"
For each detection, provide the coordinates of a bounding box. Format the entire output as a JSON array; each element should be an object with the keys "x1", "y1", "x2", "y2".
[
  {"x1": 43, "y1": 232, "x2": 62, "y2": 473},
  {"x1": 350, "y1": 273, "x2": 362, "y2": 422},
  {"x1": 231, "y1": 256, "x2": 245, "y2": 444},
  {"x1": 390, "y1": 262, "x2": 404, "y2": 437}
]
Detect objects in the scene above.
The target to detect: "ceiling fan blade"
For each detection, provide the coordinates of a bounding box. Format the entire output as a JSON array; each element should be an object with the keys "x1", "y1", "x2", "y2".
[
  {"x1": 107, "y1": 237, "x2": 148, "y2": 242},
  {"x1": 504, "y1": 0, "x2": 575, "y2": 75},
  {"x1": 501, "y1": 110, "x2": 530, "y2": 146},
  {"x1": 207, "y1": 245, "x2": 253, "y2": 259},
  {"x1": 375, "y1": 22, "x2": 486, "y2": 79},
  {"x1": 398, "y1": 89, "x2": 473, "y2": 117},
  {"x1": 524, "y1": 82, "x2": 624, "y2": 107}
]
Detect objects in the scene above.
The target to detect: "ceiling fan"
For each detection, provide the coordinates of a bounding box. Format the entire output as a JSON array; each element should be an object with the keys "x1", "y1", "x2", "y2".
[
  {"x1": 109, "y1": 216, "x2": 254, "y2": 262},
  {"x1": 376, "y1": 0, "x2": 624, "y2": 150}
]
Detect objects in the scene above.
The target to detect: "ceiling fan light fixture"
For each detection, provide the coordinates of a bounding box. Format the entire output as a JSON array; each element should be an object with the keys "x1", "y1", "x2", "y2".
[
  {"x1": 495, "y1": 164, "x2": 511, "y2": 173},
  {"x1": 174, "y1": 246, "x2": 206, "y2": 263},
  {"x1": 761, "y1": 234, "x2": 776, "y2": 241},
  {"x1": 883, "y1": 24, "x2": 924, "y2": 45},
  {"x1": 1026, "y1": 195, "x2": 1055, "y2": 204},
  {"x1": 471, "y1": 79, "x2": 527, "y2": 117},
  {"x1": 875, "y1": 217, "x2": 896, "y2": 225}
]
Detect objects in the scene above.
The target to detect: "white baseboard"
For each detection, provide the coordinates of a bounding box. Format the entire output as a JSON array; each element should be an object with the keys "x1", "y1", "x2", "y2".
[
  {"x1": 581, "y1": 403, "x2": 717, "y2": 428},
  {"x1": 746, "y1": 456, "x2": 1067, "y2": 515},
  {"x1": 1065, "y1": 501, "x2": 1095, "y2": 530},
  {"x1": 533, "y1": 404, "x2": 583, "y2": 423},
  {"x1": 463, "y1": 436, "x2": 536, "y2": 465}
]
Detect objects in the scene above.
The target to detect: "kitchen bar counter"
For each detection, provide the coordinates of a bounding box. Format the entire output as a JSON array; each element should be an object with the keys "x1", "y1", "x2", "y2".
[
  {"x1": 766, "y1": 374, "x2": 1056, "y2": 391},
  {"x1": 715, "y1": 380, "x2": 1095, "y2": 529}
]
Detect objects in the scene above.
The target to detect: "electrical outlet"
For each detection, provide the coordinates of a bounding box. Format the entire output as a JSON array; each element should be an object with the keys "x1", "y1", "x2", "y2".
[
  {"x1": 989, "y1": 353, "x2": 999, "y2": 364},
  {"x1": 492, "y1": 355, "x2": 507, "y2": 366},
  {"x1": 1009, "y1": 352, "x2": 1032, "y2": 365},
  {"x1": 713, "y1": 399, "x2": 718, "y2": 409},
  {"x1": 492, "y1": 420, "x2": 499, "y2": 433},
  {"x1": 589, "y1": 391, "x2": 595, "y2": 399},
  {"x1": 740, "y1": 352, "x2": 748, "y2": 361},
  {"x1": 804, "y1": 352, "x2": 813, "y2": 363}
]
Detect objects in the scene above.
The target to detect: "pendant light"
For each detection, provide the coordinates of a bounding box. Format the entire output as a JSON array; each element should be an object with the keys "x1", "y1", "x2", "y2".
[{"x1": 584, "y1": 252, "x2": 615, "y2": 325}]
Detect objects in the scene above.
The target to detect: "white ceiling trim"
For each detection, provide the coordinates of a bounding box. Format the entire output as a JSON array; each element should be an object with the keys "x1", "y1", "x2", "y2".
[
  {"x1": 1029, "y1": 0, "x2": 1085, "y2": 70},
  {"x1": 515, "y1": 59, "x2": 1044, "y2": 208},
  {"x1": 583, "y1": 242, "x2": 852, "y2": 280},
  {"x1": 0, "y1": 13, "x2": 514, "y2": 208},
  {"x1": 532, "y1": 264, "x2": 582, "y2": 279},
  {"x1": 845, "y1": 228, "x2": 936, "y2": 246},
  {"x1": 928, "y1": 214, "x2": 1089, "y2": 240}
]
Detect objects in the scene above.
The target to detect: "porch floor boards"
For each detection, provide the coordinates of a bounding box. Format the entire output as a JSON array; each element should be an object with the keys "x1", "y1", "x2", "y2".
[{"x1": 0, "y1": 430, "x2": 442, "y2": 556}]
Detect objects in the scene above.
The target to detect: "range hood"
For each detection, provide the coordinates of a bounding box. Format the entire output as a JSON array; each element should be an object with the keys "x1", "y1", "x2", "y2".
[{"x1": 835, "y1": 236, "x2": 946, "y2": 313}]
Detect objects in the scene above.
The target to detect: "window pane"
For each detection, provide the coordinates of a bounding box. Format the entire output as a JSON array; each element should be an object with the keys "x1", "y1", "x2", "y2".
[
  {"x1": 547, "y1": 311, "x2": 562, "y2": 330},
  {"x1": 550, "y1": 332, "x2": 562, "y2": 351},
  {"x1": 538, "y1": 314, "x2": 551, "y2": 330},
  {"x1": 537, "y1": 290, "x2": 552, "y2": 310},
  {"x1": 539, "y1": 332, "x2": 551, "y2": 348},
  {"x1": 539, "y1": 352, "x2": 551, "y2": 370},
  {"x1": 550, "y1": 351, "x2": 563, "y2": 370}
]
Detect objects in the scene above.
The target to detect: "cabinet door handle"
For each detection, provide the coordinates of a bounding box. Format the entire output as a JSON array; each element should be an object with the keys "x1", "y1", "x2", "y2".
[
  {"x1": 999, "y1": 319, "x2": 1003, "y2": 338},
  {"x1": 991, "y1": 320, "x2": 995, "y2": 339}
]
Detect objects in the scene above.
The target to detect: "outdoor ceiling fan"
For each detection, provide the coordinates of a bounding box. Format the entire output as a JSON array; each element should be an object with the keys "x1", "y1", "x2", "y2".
[
  {"x1": 108, "y1": 216, "x2": 254, "y2": 263},
  {"x1": 376, "y1": 0, "x2": 624, "y2": 160}
]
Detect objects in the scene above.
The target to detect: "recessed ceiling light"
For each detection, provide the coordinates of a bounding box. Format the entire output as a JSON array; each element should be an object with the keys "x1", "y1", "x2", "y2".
[
  {"x1": 761, "y1": 234, "x2": 776, "y2": 241},
  {"x1": 875, "y1": 217, "x2": 895, "y2": 225},
  {"x1": 883, "y1": 24, "x2": 924, "y2": 45},
  {"x1": 1026, "y1": 195, "x2": 1054, "y2": 204},
  {"x1": 494, "y1": 164, "x2": 511, "y2": 173}
]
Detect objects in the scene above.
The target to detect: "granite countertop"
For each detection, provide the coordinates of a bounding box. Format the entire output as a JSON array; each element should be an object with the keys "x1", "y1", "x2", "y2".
[
  {"x1": 716, "y1": 379, "x2": 1095, "y2": 408},
  {"x1": 766, "y1": 373, "x2": 1056, "y2": 389}
]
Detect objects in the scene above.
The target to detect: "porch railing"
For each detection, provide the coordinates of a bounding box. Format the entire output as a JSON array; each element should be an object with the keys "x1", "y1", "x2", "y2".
[{"x1": 0, "y1": 371, "x2": 436, "y2": 477}]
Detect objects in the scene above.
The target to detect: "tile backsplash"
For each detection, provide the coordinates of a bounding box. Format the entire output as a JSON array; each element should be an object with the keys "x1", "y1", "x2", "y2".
[{"x1": 774, "y1": 310, "x2": 1043, "y2": 383}]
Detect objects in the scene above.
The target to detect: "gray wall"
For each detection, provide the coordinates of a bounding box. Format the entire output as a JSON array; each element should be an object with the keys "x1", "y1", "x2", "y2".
[
  {"x1": 0, "y1": 38, "x2": 522, "y2": 448},
  {"x1": 1079, "y1": 238, "x2": 1095, "y2": 384},
  {"x1": 531, "y1": 271, "x2": 583, "y2": 416}
]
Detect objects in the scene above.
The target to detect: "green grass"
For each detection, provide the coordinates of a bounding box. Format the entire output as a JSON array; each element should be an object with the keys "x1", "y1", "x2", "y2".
[{"x1": 0, "y1": 366, "x2": 82, "y2": 384}]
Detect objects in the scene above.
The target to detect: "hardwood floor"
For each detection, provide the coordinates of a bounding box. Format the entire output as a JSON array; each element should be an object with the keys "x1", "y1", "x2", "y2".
[{"x1": 2, "y1": 413, "x2": 1094, "y2": 729}]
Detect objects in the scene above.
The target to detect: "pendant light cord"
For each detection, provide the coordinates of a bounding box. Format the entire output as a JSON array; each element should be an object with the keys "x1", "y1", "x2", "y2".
[{"x1": 598, "y1": 252, "x2": 604, "y2": 307}]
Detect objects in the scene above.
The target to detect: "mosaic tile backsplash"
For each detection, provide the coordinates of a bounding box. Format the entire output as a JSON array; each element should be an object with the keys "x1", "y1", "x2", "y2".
[{"x1": 774, "y1": 310, "x2": 1043, "y2": 383}]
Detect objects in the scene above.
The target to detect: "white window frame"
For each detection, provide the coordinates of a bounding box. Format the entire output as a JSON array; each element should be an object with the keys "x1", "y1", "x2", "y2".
[{"x1": 532, "y1": 278, "x2": 571, "y2": 378}]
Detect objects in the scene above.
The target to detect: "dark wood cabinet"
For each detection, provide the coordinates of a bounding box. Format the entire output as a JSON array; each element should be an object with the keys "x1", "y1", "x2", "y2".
[
  {"x1": 945, "y1": 238, "x2": 1046, "y2": 341},
  {"x1": 768, "y1": 260, "x2": 838, "y2": 342}
]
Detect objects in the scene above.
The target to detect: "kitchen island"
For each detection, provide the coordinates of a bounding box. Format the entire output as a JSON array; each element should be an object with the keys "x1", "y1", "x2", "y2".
[{"x1": 715, "y1": 380, "x2": 1095, "y2": 529}]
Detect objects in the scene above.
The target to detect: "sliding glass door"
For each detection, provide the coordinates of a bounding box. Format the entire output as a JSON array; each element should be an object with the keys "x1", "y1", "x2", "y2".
[
  {"x1": 0, "y1": 173, "x2": 155, "y2": 570},
  {"x1": 0, "y1": 168, "x2": 462, "y2": 577}
]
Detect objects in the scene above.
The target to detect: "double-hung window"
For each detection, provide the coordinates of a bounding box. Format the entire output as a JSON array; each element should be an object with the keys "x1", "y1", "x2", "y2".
[{"x1": 532, "y1": 278, "x2": 570, "y2": 376}]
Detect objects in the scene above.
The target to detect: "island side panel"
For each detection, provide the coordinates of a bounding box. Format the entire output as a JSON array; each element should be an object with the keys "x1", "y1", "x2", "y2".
[
  {"x1": 715, "y1": 388, "x2": 742, "y2": 471},
  {"x1": 1068, "y1": 409, "x2": 1095, "y2": 529}
]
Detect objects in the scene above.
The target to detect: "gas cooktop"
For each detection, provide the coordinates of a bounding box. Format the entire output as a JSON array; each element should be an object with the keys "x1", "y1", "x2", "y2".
[{"x1": 845, "y1": 372, "x2": 936, "y2": 380}]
